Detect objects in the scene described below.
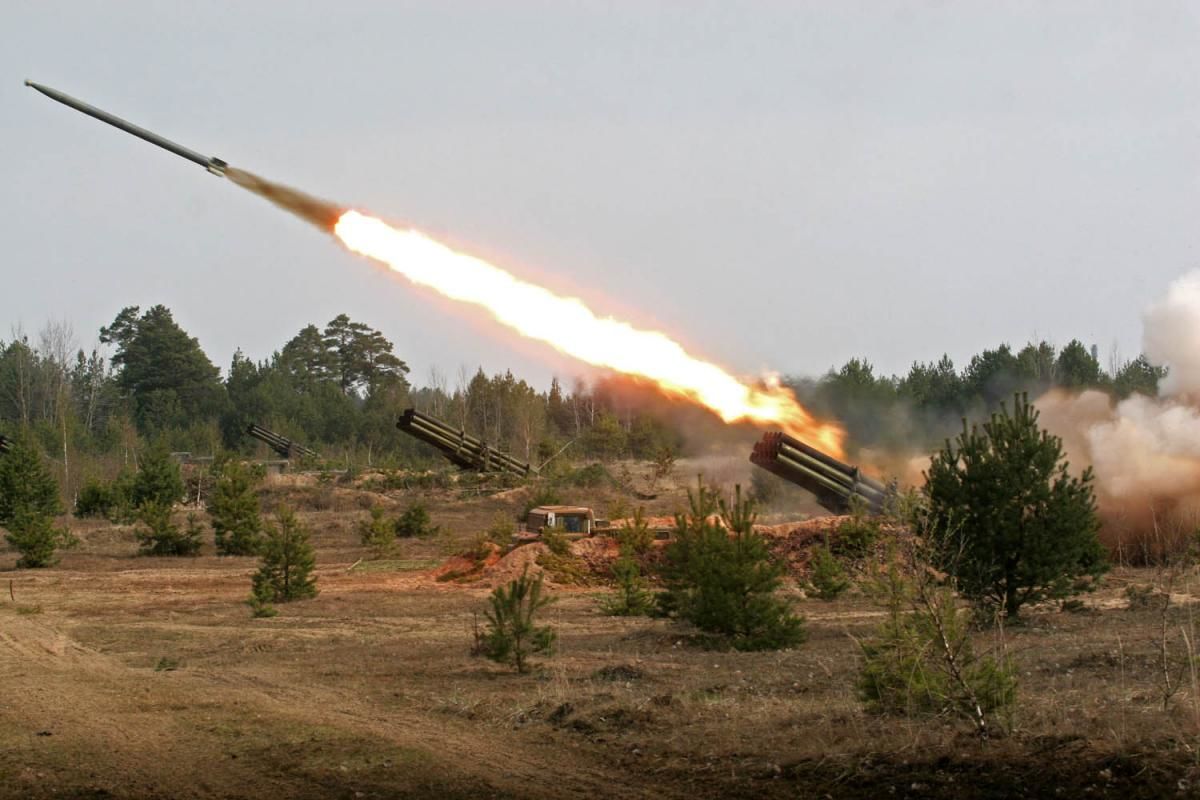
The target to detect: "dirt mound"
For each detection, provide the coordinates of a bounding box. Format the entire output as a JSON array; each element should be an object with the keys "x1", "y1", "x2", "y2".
[
  {"x1": 479, "y1": 542, "x2": 549, "y2": 586},
  {"x1": 432, "y1": 543, "x2": 503, "y2": 583}
]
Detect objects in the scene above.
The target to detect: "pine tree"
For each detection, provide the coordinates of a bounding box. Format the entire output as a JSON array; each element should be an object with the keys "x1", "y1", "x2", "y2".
[
  {"x1": 135, "y1": 501, "x2": 201, "y2": 556},
  {"x1": 99, "y1": 305, "x2": 226, "y2": 432},
  {"x1": 209, "y1": 460, "x2": 263, "y2": 555},
  {"x1": 0, "y1": 432, "x2": 61, "y2": 526},
  {"x1": 6, "y1": 510, "x2": 75, "y2": 568},
  {"x1": 923, "y1": 394, "x2": 1106, "y2": 618},
  {"x1": 131, "y1": 443, "x2": 184, "y2": 509},
  {"x1": 251, "y1": 505, "x2": 317, "y2": 603},
  {"x1": 809, "y1": 544, "x2": 850, "y2": 601},
  {"x1": 658, "y1": 481, "x2": 806, "y2": 650},
  {"x1": 479, "y1": 567, "x2": 556, "y2": 673},
  {"x1": 600, "y1": 554, "x2": 654, "y2": 616},
  {"x1": 357, "y1": 505, "x2": 396, "y2": 557}
]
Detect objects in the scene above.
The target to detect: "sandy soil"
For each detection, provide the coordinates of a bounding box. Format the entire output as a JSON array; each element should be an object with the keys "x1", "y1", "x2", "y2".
[{"x1": 2, "y1": 477, "x2": 1199, "y2": 799}]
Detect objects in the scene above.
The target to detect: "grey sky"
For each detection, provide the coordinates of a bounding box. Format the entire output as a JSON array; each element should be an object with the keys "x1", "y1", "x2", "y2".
[{"x1": 4, "y1": 2, "x2": 1198, "y2": 391}]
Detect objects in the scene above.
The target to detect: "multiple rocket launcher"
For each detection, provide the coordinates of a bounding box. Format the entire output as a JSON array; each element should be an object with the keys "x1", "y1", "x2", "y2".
[
  {"x1": 23, "y1": 80, "x2": 889, "y2": 512},
  {"x1": 397, "y1": 409, "x2": 535, "y2": 478},
  {"x1": 750, "y1": 431, "x2": 890, "y2": 514}
]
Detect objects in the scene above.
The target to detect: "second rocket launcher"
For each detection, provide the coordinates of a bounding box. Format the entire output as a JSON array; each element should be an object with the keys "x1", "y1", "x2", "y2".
[
  {"x1": 245, "y1": 424, "x2": 318, "y2": 460},
  {"x1": 750, "y1": 431, "x2": 889, "y2": 514},
  {"x1": 397, "y1": 409, "x2": 535, "y2": 478}
]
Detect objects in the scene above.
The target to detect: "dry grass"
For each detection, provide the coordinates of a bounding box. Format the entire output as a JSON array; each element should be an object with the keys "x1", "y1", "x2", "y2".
[{"x1": 0, "y1": 475, "x2": 1198, "y2": 798}]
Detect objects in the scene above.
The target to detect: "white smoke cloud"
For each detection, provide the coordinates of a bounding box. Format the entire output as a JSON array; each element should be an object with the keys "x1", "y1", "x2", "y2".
[{"x1": 1143, "y1": 271, "x2": 1200, "y2": 398}]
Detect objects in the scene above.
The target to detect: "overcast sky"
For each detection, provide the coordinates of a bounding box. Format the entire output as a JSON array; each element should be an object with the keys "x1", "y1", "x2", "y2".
[{"x1": 3, "y1": 2, "x2": 1198, "y2": 390}]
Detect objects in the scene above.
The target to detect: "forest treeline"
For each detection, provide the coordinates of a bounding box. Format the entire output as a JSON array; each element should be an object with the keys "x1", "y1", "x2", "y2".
[{"x1": 0, "y1": 304, "x2": 1164, "y2": 495}]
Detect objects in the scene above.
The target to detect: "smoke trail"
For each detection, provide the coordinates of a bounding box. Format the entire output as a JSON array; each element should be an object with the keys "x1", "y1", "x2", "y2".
[{"x1": 225, "y1": 167, "x2": 343, "y2": 231}]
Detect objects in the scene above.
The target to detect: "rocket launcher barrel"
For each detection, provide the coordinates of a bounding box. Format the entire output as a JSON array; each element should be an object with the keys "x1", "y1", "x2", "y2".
[
  {"x1": 245, "y1": 424, "x2": 317, "y2": 460},
  {"x1": 397, "y1": 409, "x2": 534, "y2": 477},
  {"x1": 750, "y1": 431, "x2": 889, "y2": 514}
]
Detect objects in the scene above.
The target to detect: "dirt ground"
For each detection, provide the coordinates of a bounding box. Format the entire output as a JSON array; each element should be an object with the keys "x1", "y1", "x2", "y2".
[{"x1": 3, "y1": 468, "x2": 1200, "y2": 799}]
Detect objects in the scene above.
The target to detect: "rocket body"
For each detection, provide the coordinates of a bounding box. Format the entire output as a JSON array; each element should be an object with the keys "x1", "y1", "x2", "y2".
[{"x1": 25, "y1": 80, "x2": 227, "y2": 177}]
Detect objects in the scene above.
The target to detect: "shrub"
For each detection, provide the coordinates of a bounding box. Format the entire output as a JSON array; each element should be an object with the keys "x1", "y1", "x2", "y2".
[
  {"x1": 485, "y1": 512, "x2": 516, "y2": 545},
  {"x1": 658, "y1": 481, "x2": 806, "y2": 651},
  {"x1": 923, "y1": 394, "x2": 1107, "y2": 618},
  {"x1": 106, "y1": 469, "x2": 139, "y2": 524},
  {"x1": 616, "y1": 507, "x2": 654, "y2": 556},
  {"x1": 478, "y1": 567, "x2": 556, "y2": 673},
  {"x1": 540, "y1": 526, "x2": 571, "y2": 556},
  {"x1": 208, "y1": 461, "x2": 262, "y2": 556},
  {"x1": 563, "y1": 463, "x2": 610, "y2": 488},
  {"x1": 395, "y1": 501, "x2": 439, "y2": 538},
  {"x1": 135, "y1": 502, "x2": 202, "y2": 556},
  {"x1": 251, "y1": 505, "x2": 318, "y2": 603},
  {"x1": 809, "y1": 544, "x2": 850, "y2": 600},
  {"x1": 358, "y1": 505, "x2": 396, "y2": 557},
  {"x1": 831, "y1": 510, "x2": 880, "y2": 559},
  {"x1": 600, "y1": 555, "x2": 654, "y2": 616},
  {"x1": 856, "y1": 546, "x2": 1017, "y2": 737},
  {"x1": 75, "y1": 477, "x2": 117, "y2": 518},
  {"x1": 5, "y1": 510, "x2": 75, "y2": 568}
]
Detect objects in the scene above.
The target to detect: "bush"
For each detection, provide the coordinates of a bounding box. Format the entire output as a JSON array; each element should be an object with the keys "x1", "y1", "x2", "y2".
[
  {"x1": 135, "y1": 502, "x2": 202, "y2": 556},
  {"x1": 616, "y1": 507, "x2": 654, "y2": 556},
  {"x1": 395, "y1": 501, "x2": 439, "y2": 538},
  {"x1": 658, "y1": 481, "x2": 806, "y2": 651},
  {"x1": 485, "y1": 512, "x2": 516, "y2": 545},
  {"x1": 75, "y1": 477, "x2": 117, "y2": 518},
  {"x1": 600, "y1": 555, "x2": 654, "y2": 616},
  {"x1": 809, "y1": 544, "x2": 850, "y2": 600},
  {"x1": 563, "y1": 463, "x2": 610, "y2": 488},
  {"x1": 478, "y1": 567, "x2": 556, "y2": 673},
  {"x1": 540, "y1": 527, "x2": 571, "y2": 556},
  {"x1": 251, "y1": 505, "x2": 318, "y2": 603},
  {"x1": 208, "y1": 461, "x2": 262, "y2": 556},
  {"x1": 831, "y1": 510, "x2": 880, "y2": 559},
  {"x1": 856, "y1": 546, "x2": 1017, "y2": 736},
  {"x1": 358, "y1": 505, "x2": 396, "y2": 557},
  {"x1": 5, "y1": 510, "x2": 75, "y2": 568},
  {"x1": 923, "y1": 394, "x2": 1107, "y2": 618}
]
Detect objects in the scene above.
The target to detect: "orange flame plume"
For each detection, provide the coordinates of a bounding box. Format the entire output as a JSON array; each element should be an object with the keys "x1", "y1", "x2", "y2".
[{"x1": 333, "y1": 210, "x2": 845, "y2": 456}]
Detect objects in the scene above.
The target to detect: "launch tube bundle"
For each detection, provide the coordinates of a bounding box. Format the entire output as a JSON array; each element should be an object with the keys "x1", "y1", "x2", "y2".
[
  {"x1": 397, "y1": 409, "x2": 534, "y2": 477},
  {"x1": 750, "y1": 431, "x2": 888, "y2": 514},
  {"x1": 245, "y1": 424, "x2": 318, "y2": 460}
]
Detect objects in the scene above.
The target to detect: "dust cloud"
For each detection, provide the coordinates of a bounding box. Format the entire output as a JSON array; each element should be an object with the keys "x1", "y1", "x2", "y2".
[{"x1": 1037, "y1": 271, "x2": 1200, "y2": 557}]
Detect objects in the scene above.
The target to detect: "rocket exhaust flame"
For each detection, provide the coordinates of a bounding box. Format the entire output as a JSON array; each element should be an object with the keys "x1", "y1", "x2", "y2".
[{"x1": 332, "y1": 210, "x2": 845, "y2": 454}]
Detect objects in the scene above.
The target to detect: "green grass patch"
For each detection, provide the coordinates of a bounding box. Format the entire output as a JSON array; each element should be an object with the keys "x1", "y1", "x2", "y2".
[{"x1": 352, "y1": 558, "x2": 441, "y2": 573}]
